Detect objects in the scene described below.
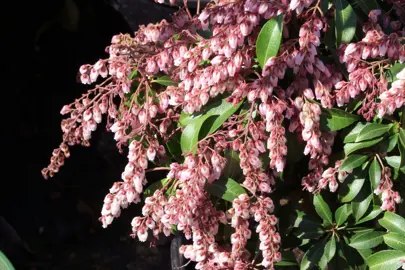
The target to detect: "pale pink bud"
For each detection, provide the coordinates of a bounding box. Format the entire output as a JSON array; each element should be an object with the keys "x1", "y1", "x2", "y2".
[
  {"x1": 80, "y1": 73, "x2": 90, "y2": 84},
  {"x1": 137, "y1": 229, "x2": 148, "y2": 242},
  {"x1": 240, "y1": 23, "x2": 249, "y2": 36}
]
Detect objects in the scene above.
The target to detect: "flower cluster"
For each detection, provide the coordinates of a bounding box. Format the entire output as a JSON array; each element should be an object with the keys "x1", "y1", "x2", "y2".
[
  {"x1": 375, "y1": 167, "x2": 401, "y2": 212},
  {"x1": 42, "y1": 0, "x2": 405, "y2": 269},
  {"x1": 317, "y1": 160, "x2": 349, "y2": 192}
]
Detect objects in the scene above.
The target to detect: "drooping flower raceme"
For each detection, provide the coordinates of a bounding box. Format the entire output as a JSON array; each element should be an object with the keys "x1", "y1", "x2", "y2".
[{"x1": 42, "y1": 0, "x2": 405, "y2": 269}]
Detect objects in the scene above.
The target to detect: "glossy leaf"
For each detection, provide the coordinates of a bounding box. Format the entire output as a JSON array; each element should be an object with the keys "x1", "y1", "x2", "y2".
[
  {"x1": 206, "y1": 101, "x2": 243, "y2": 134},
  {"x1": 344, "y1": 122, "x2": 366, "y2": 143},
  {"x1": 314, "y1": 194, "x2": 333, "y2": 226},
  {"x1": 324, "y1": 234, "x2": 337, "y2": 262},
  {"x1": 384, "y1": 232, "x2": 405, "y2": 252},
  {"x1": 344, "y1": 137, "x2": 383, "y2": 155},
  {"x1": 367, "y1": 250, "x2": 405, "y2": 270},
  {"x1": 0, "y1": 251, "x2": 15, "y2": 270},
  {"x1": 369, "y1": 157, "x2": 382, "y2": 190},
  {"x1": 180, "y1": 114, "x2": 211, "y2": 153},
  {"x1": 399, "y1": 128, "x2": 405, "y2": 167},
  {"x1": 335, "y1": 204, "x2": 352, "y2": 226},
  {"x1": 385, "y1": 156, "x2": 401, "y2": 170},
  {"x1": 166, "y1": 132, "x2": 182, "y2": 159},
  {"x1": 399, "y1": 128, "x2": 405, "y2": 146},
  {"x1": 320, "y1": 108, "x2": 360, "y2": 131},
  {"x1": 300, "y1": 240, "x2": 326, "y2": 270},
  {"x1": 356, "y1": 205, "x2": 382, "y2": 225},
  {"x1": 205, "y1": 178, "x2": 246, "y2": 202},
  {"x1": 351, "y1": 188, "x2": 372, "y2": 222},
  {"x1": 355, "y1": 123, "x2": 391, "y2": 142},
  {"x1": 339, "y1": 155, "x2": 368, "y2": 172},
  {"x1": 339, "y1": 169, "x2": 366, "y2": 202},
  {"x1": 349, "y1": 231, "x2": 385, "y2": 249},
  {"x1": 335, "y1": 0, "x2": 357, "y2": 46},
  {"x1": 357, "y1": 248, "x2": 373, "y2": 260},
  {"x1": 256, "y1": 15, "x2": 283, "y2": 68},
  {"x1": 151, "y1": 75, "x2": 178, "y2": 86},
  {"x1": 387, "y1": 134, "x2": 399, "y2": 152},
  {"x1": 379, "y1": 211, "x2": 405, "y2": 235},
  {"x1": 293, "y1": 210, "x2": 325, "y2": 239}
]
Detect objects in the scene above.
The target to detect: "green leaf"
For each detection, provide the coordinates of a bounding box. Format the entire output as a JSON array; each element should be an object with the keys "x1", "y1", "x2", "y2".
[
  {"x1": 351, "y1": 184, "x2": 372, "y2": 222},
  {"x1": 385, "y1": 156, "x2": 401, "y2": 169},
  {"x1": 324, "y1": 235, "x2": 337, "y2": 262},
  {"x1": 386, "y1": 62, "x2": 405, "y2": 83},
  {"x1": 399, "y1": 128, "x2": 405, "y2": 146},
  {"x1": 313, "y1": 194, "x2": 333, "y2": 226},
  {"x1": 399, "y1": 129, "x2": 405, "y2": 167},
  {"x1": 367, "y1": 250, "x2": 405, "y2": 270},
  {"x1": 293, "y1": 210, "x2": 325, "y2": 239},
  {"x1": 356, "y1": 205, "x2": 382, "y2": 224},
  {"x1": 335, "y1": 0, "x2": 357, "y2": 46},
  {"x1": 205, "y1": 178, "x2": 246, "y2": 202},
  {"x1": 180, "y1": 114, "x2": 211, "y2": 154},
  {"x1": 369, "y1": 157, "x2": 382, "y2": 190},
  {"x1": 206, "y1": 101, "x2": 243, "y2": 135},
  {"x1": 129, "y1": 69, "x2": 138, "y2": 79},
  {"x1": 256, "y1": 15, "x2": 283, "y2": 68},
  {"x1": 143, "y1": 178, "x2": 170, "y2": 197},
  {"x1": 344, "y1": 137, "x2": 383, "y2": 155},
  {"x1": 335, "y1": 204, "x2": 352, "y2": 226},
  {"x1": 349, "y1": 231, "x2": 385, "y2": 249},
  {"x1": 151, "y1": 75, "x2": 178, "y2": 86},
  {"x1": 320, "y1": 108, "x2": 360, "y2": 131},
  {"x1": 180, "y1": 99, "x2": 243, "y2": 153},
  {"x1": 0, "y1": 251, "x2": 15, "y2": 270},
  {"x1": 384, "y1": 232, "x2": 405, "y2": 252},
  {"x1": 356, "y1": 123, "x2": 392, "y2": 142},
  {"x1": 166, "y1": 132, "x2": 182, "y2": 159},
  {"x1": 379, "y1": 211, "x2": 405, "y2": 235},
  {"x1": 339, "y1": 169, "x2": 366, "y2": 202},
  {"x1": 357, "y1": 248, "x2": 373, "y2": 260},
  {"x1": 387, "y1": 134, "x2": 399, "y2": 152},
  {"x1": 300, "y1": 240, "x2": 327, "y2": 270},
  {"x1": 179, "y1": 111, "x2": 194, "y2": 126},
  {"x1": 339, "y1": 155, "x2": 368, "y2": 172},
  {"x1": 344, "y1": 122, "x2": 367, "y2": 143}
]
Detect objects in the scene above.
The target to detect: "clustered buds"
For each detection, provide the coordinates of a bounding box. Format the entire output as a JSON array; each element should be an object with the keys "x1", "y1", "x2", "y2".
[
  {"x1": 375, "y1": 167, "x2": 401, "y2": 212},
  {"x1": 317, "y1": 160, "x2": 350, "y2": 192},
  {"x1": 42, "y1": 0, "x2": 405, "y2": 269}
]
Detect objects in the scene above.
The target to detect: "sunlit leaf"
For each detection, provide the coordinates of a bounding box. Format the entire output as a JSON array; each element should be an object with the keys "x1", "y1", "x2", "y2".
[
  {"x1": 314, "y1": 194, "x2": 333, "y2": 226},
  {"x1": 335, "y1": 0, "x2": 357, "y2": 46},
  {"x1": 349, "y1": 231, "x2": 385, "y2": 249},
  {"x1": 320, "y1": 108, "x2": 360, "y2": 131},
  {"x1": 379, "y1": 211, "x2": 405, "y2": 235},
  {"x1": 335, "y1": 204, "x2": 352, "y2": 226},
  {"x1": 384, "y1": 232, "x2": 405, "y2": 252},
  {"x1": 367, "y1": 250, "x2": 405, "y2": 270},
  {"x1": 355, "y1": 123, "x2": 392, "y2": 142},
  {"x1": 256, "y1": 15, "x2": 283, "y2": 68},
  {"x1": 205, "y1": 178, "x2": 246, "y2": 202},
  {"x1": 339, "y1": 155, "x2": 368, "y2": 172}
]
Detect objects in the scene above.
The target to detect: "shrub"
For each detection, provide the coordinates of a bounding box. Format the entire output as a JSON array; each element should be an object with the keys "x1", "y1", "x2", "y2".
[{"x1": 42, "y1": 0, "x2": 405, "y2": 269}]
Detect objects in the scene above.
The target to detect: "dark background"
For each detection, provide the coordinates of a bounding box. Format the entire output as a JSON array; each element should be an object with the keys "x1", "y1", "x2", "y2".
[{"x1": 2, "y1": 0, "x2": 192, "y2": 269}]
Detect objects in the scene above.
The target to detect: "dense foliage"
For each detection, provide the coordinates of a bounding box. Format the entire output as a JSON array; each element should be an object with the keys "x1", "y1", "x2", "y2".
[{"x1": 42, "y1": 0, "x2": 405, "y2": 269}]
